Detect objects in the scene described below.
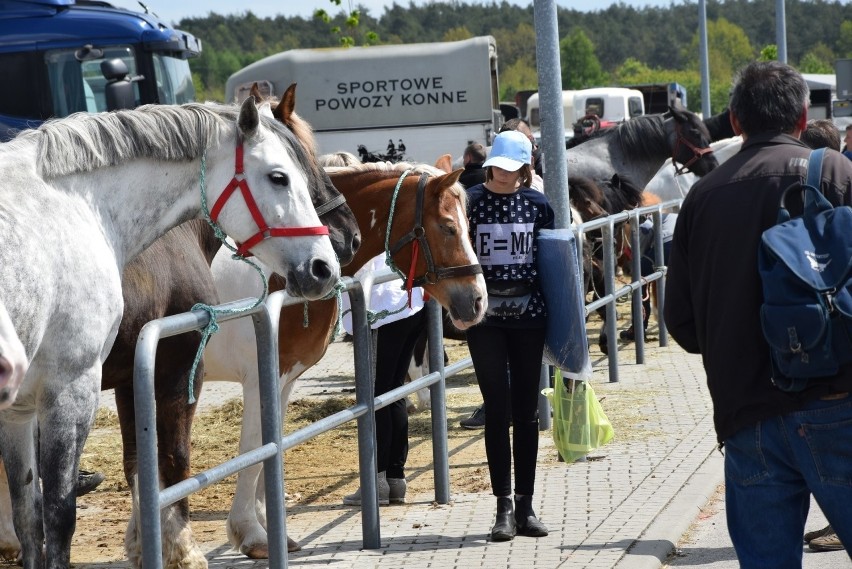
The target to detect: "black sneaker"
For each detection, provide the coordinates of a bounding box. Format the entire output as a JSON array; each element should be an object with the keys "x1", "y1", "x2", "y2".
[
  {"x1": 76, "y1": 470, "x2": 105, "y2": 497},
  {"x1": 460, "y1": 406, "x2": 486, "y2": 429}
]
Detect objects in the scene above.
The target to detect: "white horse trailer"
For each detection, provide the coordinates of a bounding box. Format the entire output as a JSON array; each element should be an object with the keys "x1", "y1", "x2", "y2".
[{"x1": 226, "y1": 36, "x2": 502, "y2": 163}]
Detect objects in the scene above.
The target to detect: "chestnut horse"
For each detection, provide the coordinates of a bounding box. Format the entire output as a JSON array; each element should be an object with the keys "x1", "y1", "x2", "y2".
[{"x1": 203, "y1": 158, "x2": 487, "y2": 559}]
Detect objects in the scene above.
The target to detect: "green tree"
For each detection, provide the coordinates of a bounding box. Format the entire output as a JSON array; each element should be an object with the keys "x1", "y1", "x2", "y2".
[
  {"x1": 314, "y1": 1, "x2": 378, "y2": 46},
  {"x1": 499, "y1": 57, "x2": 538, "y2": 101},
  {"x1": 798, "y1": 43, "x2": 836, "y2": 73},
  {"x1": 559, "y1": 29, "x2": 606, "y2": 89},
  {"x1": 758, "y1": 44, "x2": 778, "y2": 61},
  {"x1": 443, "y1": 26, "x2": 473, "y2": 42},
  {"x1": 837, "y1": 20, "x2": 852, "y2": 58}
]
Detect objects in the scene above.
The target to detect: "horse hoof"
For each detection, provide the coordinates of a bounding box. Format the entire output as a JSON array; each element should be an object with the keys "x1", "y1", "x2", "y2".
[
  {"x1": 240, "y1": 542, "x2": 269, "y2": 559},
  {"x1": 287, "y1": 537, "x2": 302, "y2": 553}
]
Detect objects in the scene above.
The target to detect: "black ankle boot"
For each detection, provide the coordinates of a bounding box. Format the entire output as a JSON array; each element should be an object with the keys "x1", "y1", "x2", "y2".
[
  {"x1": 514, "y1": 495, "x2": 548, "y2": 537},
  {"x1": 490, "y1": 496, "x2": 516, "y2": 541}
]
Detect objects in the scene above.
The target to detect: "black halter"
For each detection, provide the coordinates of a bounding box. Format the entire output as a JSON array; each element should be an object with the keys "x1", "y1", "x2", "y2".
[{"x1": 387, "y1": 171, "x2": 482, "y2": 290}]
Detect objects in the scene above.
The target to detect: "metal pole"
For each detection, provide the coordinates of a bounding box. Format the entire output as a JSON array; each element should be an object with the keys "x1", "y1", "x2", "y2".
[
  {"x1": 776, "y1": 0, "x2": 787, "y2": 63},
  {"x1": 349, "y1": 282, "x2": 382, "y2": 549},
  {"x1": 533, "y1": 0, "x2": 570, "y2": 229},
  {"x1": 698, "y1": 0, "x2": 712, "y2": 118},
  {"x1": 426, "y1": 299, "x2": 451, "y2": 503},
  {"x1": 134, "y1": 322, "x2": 164, "y2": 569},
  {"x1": 254, "y1": 305, "x2": 288, "y2": 569}
]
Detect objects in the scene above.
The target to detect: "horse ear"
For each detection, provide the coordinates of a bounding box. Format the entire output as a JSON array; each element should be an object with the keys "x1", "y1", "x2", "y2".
[
  {"x1": 668, "y1": 105, "x2": 686, "y2": 122},
  {"x1": 443, "y1": 168, "x2": 463, "y2": 187},
  {"x1": 434, "y1": 153, "x2": 453, "y2": 174},
  {"x1": 273, "y1": 83, "x2": 298, "y2": 127},
  {"x1": 238, "y1": 96, "x2": 260, "y2": 138},
  {"x1": 249, "y1": 82, "x2": 263, "y2": 102}
]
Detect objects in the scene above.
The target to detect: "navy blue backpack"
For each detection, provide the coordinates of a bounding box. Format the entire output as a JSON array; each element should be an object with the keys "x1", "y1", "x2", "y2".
[{"x1": 758, "y1": 148, "x2": 852, "y2": 391}]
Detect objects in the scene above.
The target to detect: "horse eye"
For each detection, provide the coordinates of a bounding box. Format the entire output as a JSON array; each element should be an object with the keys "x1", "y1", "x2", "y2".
[
  {"x1": 268, "y1": 172, "x2": 290, "y2": 187},
  {"x1": 440, "y1": 221, "x2": 458, "y2": 236}
]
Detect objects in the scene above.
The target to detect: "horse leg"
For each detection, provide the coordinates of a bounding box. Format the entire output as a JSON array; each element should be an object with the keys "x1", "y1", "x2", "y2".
[
  {"x1": 0, "y1": 420, "x2": 40, "y2": 568},
  {"x1": 118, "y1": 352, "x2": 207, "y2": 569},
  {"x1": 227, "y1": 372, "x2": 271, "y2": 558},
  {"x1": 0, "y1": 458, "x2": 22, "y2": 561},
  {"x1": 252, "y1": 376, "x2": 301, "y2": 552},
  {"x1": 38, "y1": 372, "x2": 99, "y2": 569}
]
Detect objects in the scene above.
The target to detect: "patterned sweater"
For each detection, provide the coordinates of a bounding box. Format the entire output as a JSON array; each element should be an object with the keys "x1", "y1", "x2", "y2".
[{"x1": 466, "y1": 183, "x2": 555, "y2": 328}]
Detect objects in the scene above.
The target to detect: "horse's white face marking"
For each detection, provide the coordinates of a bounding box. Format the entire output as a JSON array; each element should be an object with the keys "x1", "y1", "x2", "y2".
[
  {"x1": 447, "y1": 199, "x2": 487, "y2": 331},
  {"x1": 370, "y1": 208, "x2": 378, "y2": 230}
]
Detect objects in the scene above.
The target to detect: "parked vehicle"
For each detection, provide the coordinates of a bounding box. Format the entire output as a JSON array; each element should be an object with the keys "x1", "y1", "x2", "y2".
[
  {"x1": 225, "y1": 36, "x2": 502, "y2": 163},
  {"x1": 525, "y1": 90, "x2": 577, "y2": 146},
  {"x1": 623, "y1": 82, "x2": 687, "y2": 114},
  {"x1": 0, "y1": 0, "x2": 202, "y2": 141},
  {"x1": 572, "y1": 87, "x2": 645, "y2": 123}
]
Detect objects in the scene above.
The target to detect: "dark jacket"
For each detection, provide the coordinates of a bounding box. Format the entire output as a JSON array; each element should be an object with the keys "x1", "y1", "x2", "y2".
[
  {"x1": 458, "y1": 163, "x2": 486, "y2": 189},
  {"x1": 664, "y1": 132, "x2": 852, "y2": 443}
]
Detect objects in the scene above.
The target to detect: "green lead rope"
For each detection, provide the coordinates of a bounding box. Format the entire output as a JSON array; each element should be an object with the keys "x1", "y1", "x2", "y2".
[{"x1": 187, "y1": 152, "x2": 269, "y2": 404}]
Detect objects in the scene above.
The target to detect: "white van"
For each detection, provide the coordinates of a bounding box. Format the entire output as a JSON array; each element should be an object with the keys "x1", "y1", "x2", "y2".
[
  {"x1": 525, "y1": 90, "x2": 576, "y2": 143},
  {"x1": 572, "y1": 87, "x2": 645, "y2": 123},
  {"x1": 225, "y1": 36, "x2": 501, "y2": 163}
]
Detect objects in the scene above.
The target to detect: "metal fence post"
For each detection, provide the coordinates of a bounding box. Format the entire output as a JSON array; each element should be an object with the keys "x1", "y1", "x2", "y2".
[
  {"x1": 349, "y1": 281, "x2": 382, "y2": 549},
  {"x1": 426, "y1": 299, "x2": 451, "y2": 503}
]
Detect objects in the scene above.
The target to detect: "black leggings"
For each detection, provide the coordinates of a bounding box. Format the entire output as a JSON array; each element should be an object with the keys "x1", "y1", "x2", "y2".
[
  {"x1": 466, "y1": 324, "x2": 546, "y2": 497},
  {"x1": 374, "y1": 310, "x2": 427, "y2": 479}
]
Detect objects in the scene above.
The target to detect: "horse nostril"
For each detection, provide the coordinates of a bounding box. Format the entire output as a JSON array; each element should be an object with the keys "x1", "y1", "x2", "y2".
[
  {"x1": 351, "y1": 233, "x2": 362, "y2": 253},
  {"x1": 311, "y1": 258, "x2": 333, "y2": 281},
  {"x1": 474, "y1": 296, "x2": 484, "y2": 315}
]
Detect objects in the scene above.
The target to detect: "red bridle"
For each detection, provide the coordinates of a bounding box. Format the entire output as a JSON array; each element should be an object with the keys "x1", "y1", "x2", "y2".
[
  {"x1": 672, "y1": 121, "x2": 715, "y2": 175},
  {"x1": 209, "y1": 137, "x2": 329, "y2": 257}
]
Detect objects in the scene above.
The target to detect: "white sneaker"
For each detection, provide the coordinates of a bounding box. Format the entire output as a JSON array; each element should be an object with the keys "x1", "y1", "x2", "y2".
[
  {"x1": 343, "y1": 471, "x2": 390, "y2": 506},
  {"x1": 387, "y1": 477, "x2": 407, "y2": 503}
]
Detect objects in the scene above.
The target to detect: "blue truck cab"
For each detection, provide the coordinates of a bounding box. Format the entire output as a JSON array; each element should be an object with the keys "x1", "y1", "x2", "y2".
[{"x1": 0, "y1": 0, "x2": 201, "y2": 141}]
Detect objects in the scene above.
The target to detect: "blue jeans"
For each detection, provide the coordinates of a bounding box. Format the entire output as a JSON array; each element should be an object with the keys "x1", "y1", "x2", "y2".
[{"x1": 724, "y1": 395, "x2": 852, "y2": 568}]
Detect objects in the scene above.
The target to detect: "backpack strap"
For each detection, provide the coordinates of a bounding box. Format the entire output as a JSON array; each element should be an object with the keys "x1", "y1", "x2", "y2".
[
  {"x1": 778, "y1": 148, "x2": 831, "y2": 222},
  {"x1": 806, "y1": 147, "x2": 825, "y2": 189}
]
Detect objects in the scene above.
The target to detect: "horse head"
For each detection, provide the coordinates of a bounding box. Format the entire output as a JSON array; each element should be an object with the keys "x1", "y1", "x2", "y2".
[
  {"x1": 251, "y1": 82, "x2": 361, "y2": 267},
  {"x1": 390, "y1": 166, "x2": 487, "y2": 330},
  {"x1": 0, "y1": 302, "x2": 27, "y2": 410},
  {"x1": 207, "y1": 97, "x2": 340, "y2": 300},
  {"x1": 329, "y1": 162, "x2": 487, "y2": 330},
  {"x1": 666, "y1": 105, "x2": 719, "y2": 177}
]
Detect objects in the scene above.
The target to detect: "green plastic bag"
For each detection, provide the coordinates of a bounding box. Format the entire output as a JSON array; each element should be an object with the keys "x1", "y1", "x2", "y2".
[{"x1": 543, "y1": 370, "x2": 614, "y2": 463}]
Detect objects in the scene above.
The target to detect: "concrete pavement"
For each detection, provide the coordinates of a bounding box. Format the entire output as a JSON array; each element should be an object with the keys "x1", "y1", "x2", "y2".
[{"x1": 127, "y1": 333, "x2": 723, "y2": 569}]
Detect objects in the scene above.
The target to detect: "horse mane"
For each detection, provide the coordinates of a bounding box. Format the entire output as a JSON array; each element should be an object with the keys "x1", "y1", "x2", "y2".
[
  {"x1": 598, "y1": 173, "x2": 644, "y2": 214},
  {"x1": 324, "y1": 160, "x2": 466, "y2": 205},
  {"x1": 608, "y1": 114, "x2": 671, "y2": 165},
  {"x1": 12, "y1": 102, "x2": 300, "y2": 179}
]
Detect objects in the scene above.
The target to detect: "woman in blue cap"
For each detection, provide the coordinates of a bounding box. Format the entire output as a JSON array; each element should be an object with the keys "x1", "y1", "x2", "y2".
[{"x1": 465, "y1": 130, "x2": 555, "y2": 541}]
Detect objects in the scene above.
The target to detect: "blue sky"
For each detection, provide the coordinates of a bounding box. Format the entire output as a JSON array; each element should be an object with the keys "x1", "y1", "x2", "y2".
[{"x1": 125, "y1": 0, "x2": 681, "y2": 25}]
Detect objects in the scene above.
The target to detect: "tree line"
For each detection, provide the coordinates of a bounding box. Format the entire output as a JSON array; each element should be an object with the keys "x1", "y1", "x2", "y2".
[{"x1": 178, "y1": 0, "x2": 852, "y2": 114}]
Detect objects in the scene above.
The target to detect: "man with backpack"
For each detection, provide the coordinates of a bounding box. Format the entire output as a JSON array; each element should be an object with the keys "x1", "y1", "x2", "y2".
[{"x1": 664, "y1": 60, "x2": 852, "y2": 567}]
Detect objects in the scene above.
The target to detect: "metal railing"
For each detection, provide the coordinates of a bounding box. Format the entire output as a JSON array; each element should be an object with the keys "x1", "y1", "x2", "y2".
[{"x1": 132, "y1": 199, "x2": 680, "y2": 568}]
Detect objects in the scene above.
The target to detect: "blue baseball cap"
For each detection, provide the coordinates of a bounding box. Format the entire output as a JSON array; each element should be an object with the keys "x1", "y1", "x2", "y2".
[{"x1": 483, "y1": 130, "x2": 532, "y2": 172}]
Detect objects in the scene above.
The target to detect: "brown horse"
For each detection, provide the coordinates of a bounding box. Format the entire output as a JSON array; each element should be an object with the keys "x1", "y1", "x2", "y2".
[{"x1": 203, "y1": 157, "x2": 487, "y2": 559}]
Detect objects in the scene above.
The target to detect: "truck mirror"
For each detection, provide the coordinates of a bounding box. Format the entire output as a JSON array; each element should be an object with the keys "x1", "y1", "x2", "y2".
[{"x1": 101, "y1": 58, "x2": 135, "y2": 111}]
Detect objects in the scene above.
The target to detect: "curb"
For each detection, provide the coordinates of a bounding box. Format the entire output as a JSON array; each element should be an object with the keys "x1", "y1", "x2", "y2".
[{"x1": 615, "y1": 448, "x2": 724, "y2": 569}]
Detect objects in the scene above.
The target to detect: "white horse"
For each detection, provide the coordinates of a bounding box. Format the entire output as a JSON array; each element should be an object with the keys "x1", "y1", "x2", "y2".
[
  {"x1": 0, "y1": 97, "x2": 340, "y2": 569},
  {"x1": 0, "y1": 303, "x2": 26, "y2": 562},
  {"x1": 644, "y1": 136, "x2": 743, "y2": 202}
]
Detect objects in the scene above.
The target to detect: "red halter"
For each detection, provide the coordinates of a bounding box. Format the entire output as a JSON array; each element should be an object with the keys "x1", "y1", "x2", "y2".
[{"x1": 209, "y1": 138, "x2": 329, "y2": 257}]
